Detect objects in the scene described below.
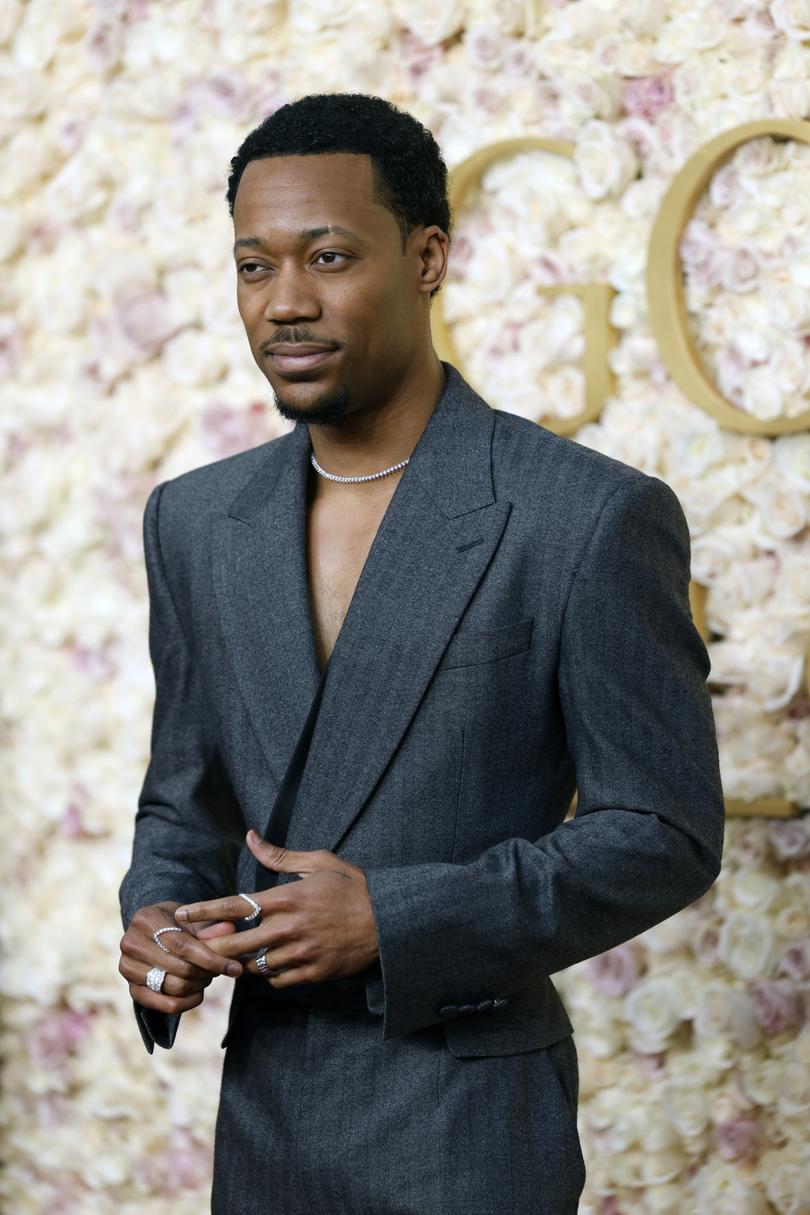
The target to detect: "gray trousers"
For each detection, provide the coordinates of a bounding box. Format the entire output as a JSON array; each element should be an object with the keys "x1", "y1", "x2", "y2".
[{"x1": 211, "y1": 996, "x2": 586, "y2": 1214}]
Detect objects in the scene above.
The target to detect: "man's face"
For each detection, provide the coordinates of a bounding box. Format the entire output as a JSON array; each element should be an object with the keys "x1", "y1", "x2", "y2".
[{"x1": 232, "y1": 152, "x2": 433, "y2": 426}]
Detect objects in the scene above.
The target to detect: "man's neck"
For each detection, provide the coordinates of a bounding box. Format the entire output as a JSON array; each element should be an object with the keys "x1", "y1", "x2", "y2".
[{"x1": 306, "y1": 355, "x2": 446, "y2": 492}]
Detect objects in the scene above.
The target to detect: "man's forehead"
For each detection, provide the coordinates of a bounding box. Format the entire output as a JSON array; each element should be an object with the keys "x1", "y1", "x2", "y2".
[
  {"x1": 233, "y1": 224, "x2": 370, "y2": 254},
  {"x1": 232, "y1": 156, "x2": 396, "y2": 249}
]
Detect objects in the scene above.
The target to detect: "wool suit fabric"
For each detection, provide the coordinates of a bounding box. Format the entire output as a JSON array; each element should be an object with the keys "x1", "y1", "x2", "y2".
[{"x1": 119, "y1": 360, "x2": 725, "y2": 1213}]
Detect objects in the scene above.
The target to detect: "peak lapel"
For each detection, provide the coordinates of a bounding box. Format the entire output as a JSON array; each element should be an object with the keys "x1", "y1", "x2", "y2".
[
  {"x1": 212, "y1": 419, "x2": 320, "y2": 786},
  {"x1": 280, "y1": 361, "x2": 513, "y2": 857}
]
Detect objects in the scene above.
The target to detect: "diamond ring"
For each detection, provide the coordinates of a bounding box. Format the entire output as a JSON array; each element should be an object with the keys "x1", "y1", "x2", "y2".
[
  {"x1": 237, "y1": 892, "x2": 262, "y2": 922},
  {"x1": 153, "y1": 926, "x2": 183, "y2": 953},
  {"x1": 146, "y1": 966, "x2": 167, "y2": 993}
]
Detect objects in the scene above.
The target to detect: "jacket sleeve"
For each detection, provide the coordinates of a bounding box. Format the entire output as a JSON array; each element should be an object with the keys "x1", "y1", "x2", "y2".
[
  {"x1": 363, "y1": 473, "x2": 725, "y2": 1041},
  {"x1": 119, "y1": 482, "x2": 244, "y2": 1053}
]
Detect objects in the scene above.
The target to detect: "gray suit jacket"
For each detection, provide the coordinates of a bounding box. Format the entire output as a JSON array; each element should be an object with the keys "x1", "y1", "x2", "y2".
[{"x1": 119, "y1": 359, "x2": 725, "y2": 1059}]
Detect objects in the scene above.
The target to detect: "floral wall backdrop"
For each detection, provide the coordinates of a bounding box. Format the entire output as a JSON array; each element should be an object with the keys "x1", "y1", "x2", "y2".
[{"x1": 2, "y1": 1, "x2": 810, "y2": 1212}]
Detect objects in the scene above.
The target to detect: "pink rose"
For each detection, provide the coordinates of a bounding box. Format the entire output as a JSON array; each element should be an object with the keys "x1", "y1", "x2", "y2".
[
  {"x1": 200, "y1": 401, "x2": 277, "y2": 461},
  {"x1": 464, "y1": 26, "x2": 505, "y2": 72},
  {"x1": 749, "y1": 980, "x2": 804, "y2": 1037},
  {"x1": 777, "y1": 943, "x2": 810, "y2": 981},
  {"x1": 398, "y1": 31, "x2": 445, "y2": 85},
  {"x1": 621, "y1": 73, "x2": 674, "y2": 121},
  {"x1": 714, "y1": 1114, "x2": 763, "y2": 1162},
  {"x1": 708, "y1": 163, "x2": 743, "y2": 208},
  {"x1": 25, "y1": 1009, "x2": 94, "y2": 1069},
  {"x1": 769, "y1": 819, "x2": 810, "y2": 861},
  {"x1": 116, "y1": 287, "x2": 180, "y2": 358},
  {"x1": 692, "y1": 922, "x2": 722, "y2": 968},
  {"x1": 587, "y1": 943, "x2": 640, "y2": 996},
  {"x1": 718, "y1": 245, "x2": 761, "y2": 294},
  {"x1": 0, "y1": 315, "x2": 23, "y2": 378}
]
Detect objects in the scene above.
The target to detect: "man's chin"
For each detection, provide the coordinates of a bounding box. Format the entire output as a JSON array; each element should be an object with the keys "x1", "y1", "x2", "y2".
[{"x1": 271, "y1": 386, "x2": 349, "y2": 426}]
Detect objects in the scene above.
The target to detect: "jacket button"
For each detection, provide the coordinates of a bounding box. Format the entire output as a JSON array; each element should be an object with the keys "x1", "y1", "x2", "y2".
[
  {"x1": 458, "y1": 1004, "x2": 477, "y2": 1015},
  {"x1": 492, "y1": 997, "x2": 509, "y2": 1009},
  {"x1": 438, "y1": 1005, "x2": 457, "y2": 1017},
  {"x1": 476, "y1": 999, "x2": 494, "y2": 1012}
]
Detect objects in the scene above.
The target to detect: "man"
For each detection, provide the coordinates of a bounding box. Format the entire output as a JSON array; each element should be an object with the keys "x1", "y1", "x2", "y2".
[{"x1": 118, "y1": 93, "x2": 725, "y2": 1214}]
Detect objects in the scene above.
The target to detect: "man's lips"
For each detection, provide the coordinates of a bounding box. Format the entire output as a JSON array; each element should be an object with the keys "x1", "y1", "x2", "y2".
[{"x1": 267, "y1": 346, "x2": 338, "y2": 372}]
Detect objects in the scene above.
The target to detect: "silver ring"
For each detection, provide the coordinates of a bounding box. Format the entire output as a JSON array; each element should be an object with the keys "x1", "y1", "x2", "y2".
[
  {"x1": 153, "y1": 926, "x2": 183, "y2": 953},
  {"x1": 146, "y1": 966, "x2": 166, "y2": 993},
  {"x1": 255, "y1": 947, "x2": 282, "y2": 978},
  {"x1": 237, "y1": 892, "x2": 262, "y2": 922}
]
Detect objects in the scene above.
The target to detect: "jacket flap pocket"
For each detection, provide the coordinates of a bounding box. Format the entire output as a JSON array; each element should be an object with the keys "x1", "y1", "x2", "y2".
[{"x1": 438, "y1": 616, "x2": 534, "y2": 671}]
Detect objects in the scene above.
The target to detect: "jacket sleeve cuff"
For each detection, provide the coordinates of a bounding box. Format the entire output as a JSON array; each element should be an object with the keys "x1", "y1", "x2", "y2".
[{"x1": 364, "y1": 861, "x2": 505, "y2": 1040}]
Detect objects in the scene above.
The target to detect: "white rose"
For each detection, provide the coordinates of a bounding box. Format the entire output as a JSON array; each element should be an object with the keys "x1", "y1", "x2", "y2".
[
  {"x1": 622, "y1": 0, "x2": 666, "y2": 34},
  {"x1": 11, "y1": 0, "x2": 85, "y2": 70},
  {"x1": 640, "y1": 1147, "x2": 686, "y2": 1186},
  {"x1": 663, "y1": 1083, "x2": 711, "y2": 1139},
  {"x1": 764, "y1": 1160, "x2": 810, "y2": 1214},
  {"x1": 718, "y1": 911, "x2": 775, "y2": 979},
  {"x1": 770, "y1": 338, "x2": 810, "y2": 396},
  {"x1": 392, "y1": 0, "x2": 467, "y2": 44},
  {"x1": 770, "y1": 77, "x2": 810, "y2": 117},
  {"x1": 773, "y1": 434, "x2": 810, "y2": 490},
  {"x1": 545, "y1": 367, "x2": 585, "y2": 421},
  {"x1": 777, "y1": 1057, "x2": 810, "y2": 1118},
  {"x1": 290, "y1": 0, "x2": 393, "y2": 40},
  {"x1": 573, "y1": 120, "x2": 639, "y2": 200},
  {"x1": 669, "y1": 426, "x2": 726, "y2": 478},
  {"x1": 772, "y1": 282, "x2": 810, "y2": 335},
  {"x1": 161, "y1": 329, "x2": 228, "y2": 386},
  {"x1": 728, "y1": 870, "x2": 781, "y2": 912},
  {"x1": 773, "y1": 877, "x2": 810, "y2": 940},
  {"x1": 695, "y1": 981, "x2": 762, "y2": 1048},
  {"x1": 696, "y1": 1160, "x2": 772, "y2": 1214},
  {"x1": 740, "y1": 1055, "x2": 786, "y2": 1105},
  {"x1": 464, "y1": 231, "x2": 523, "y2": 303},
  {"x1": 624, "y1": 977, "x2": 685, "y2": 1053},
  {"x1": 734, "y1": 135, "x2": 787, "y2": 177},
  {"x1": 770, "y1": 0, "x2": 810, "y2": 40},
  {"x1": 748, "y1": 482, "x2": 806, "y2": 538},
  {"x1": 741, "y1": 365, "x2": 786, "y2": 420},
  {"x1": 645, "y1": 1183, "x2": 689, "y2": 1213}
]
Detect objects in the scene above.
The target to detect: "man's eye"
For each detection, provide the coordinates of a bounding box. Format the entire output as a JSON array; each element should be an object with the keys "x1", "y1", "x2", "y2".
[
  {"x1": 238, "y1": 252, "x2": 350, "y2": 277},
  {"x1": 313, "y1": 251, "x2": 350, "y2": 265}
]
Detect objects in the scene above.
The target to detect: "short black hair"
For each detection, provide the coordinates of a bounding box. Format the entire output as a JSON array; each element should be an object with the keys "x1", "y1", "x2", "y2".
[{"x1": 225, "y1": 92, "x2": 453, "y2": 300}]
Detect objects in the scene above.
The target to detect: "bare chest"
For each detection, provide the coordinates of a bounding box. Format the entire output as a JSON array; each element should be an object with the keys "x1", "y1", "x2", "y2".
[{"x1": 306, "y1": 490, "x2": 394, "y2": 673}]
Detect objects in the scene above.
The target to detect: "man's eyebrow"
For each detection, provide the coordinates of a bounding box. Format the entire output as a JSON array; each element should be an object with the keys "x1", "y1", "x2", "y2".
[{"x1": 232, "y1": 225, "x2": 367, "y2": 255}]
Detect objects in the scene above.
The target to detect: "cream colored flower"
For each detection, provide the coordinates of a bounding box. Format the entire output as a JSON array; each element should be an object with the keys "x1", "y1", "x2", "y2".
[
  {"x1": 718, "y1": 912, "x2": 775, "y2": 979},
  {"x1": 573, "y1": 120, "x2": 639, "y2": 200},
  {"x1": 771, "y1": 0, "x2": 810, "y2": 41},
  {"x1": 624, "y1": 977, "x2": 685, "y2": 1053}
]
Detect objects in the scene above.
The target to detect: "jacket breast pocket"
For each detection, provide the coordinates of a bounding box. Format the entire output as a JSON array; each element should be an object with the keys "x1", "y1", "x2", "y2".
[{"x1": 437, "y1": 616, "x2": 534, "y2": 671}]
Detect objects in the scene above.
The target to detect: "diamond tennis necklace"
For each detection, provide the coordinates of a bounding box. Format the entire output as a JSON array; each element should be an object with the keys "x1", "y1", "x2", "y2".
[{"x1": 310, "y1": 450, "x2": 410, "y2": 484}]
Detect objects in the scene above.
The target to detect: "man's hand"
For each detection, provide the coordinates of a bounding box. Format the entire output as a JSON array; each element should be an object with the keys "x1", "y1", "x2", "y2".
[
  {"x1": 173, "y1": 832, "x2": 380, "y2": 988},
  {"x1": 118, "y1": 900, "x2": 245, "y2": 1016}
]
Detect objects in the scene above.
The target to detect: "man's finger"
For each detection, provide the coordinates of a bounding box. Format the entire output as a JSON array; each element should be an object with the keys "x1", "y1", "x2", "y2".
[
  {"x1": 174, "y1": 893, "x2": 270, "y2": 925},
  {"x1": 155, "y1": 927, "x2": 244, "y2": 978},
  {"x1": 196, "y1": 920, "x2": 238, "y2": 940},
  {"x1": 203, "y1": 919, "x2": 295, "y2": 959},
  {"x1": 130, "y1": 983, "x2": 205, "y2": 1017},
  {"x1": 245, "y1": 830, "x2": 324, "y2": 876},
  {"x1": 125, "y1": 915, "x2": 244, "y2": 979}
]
